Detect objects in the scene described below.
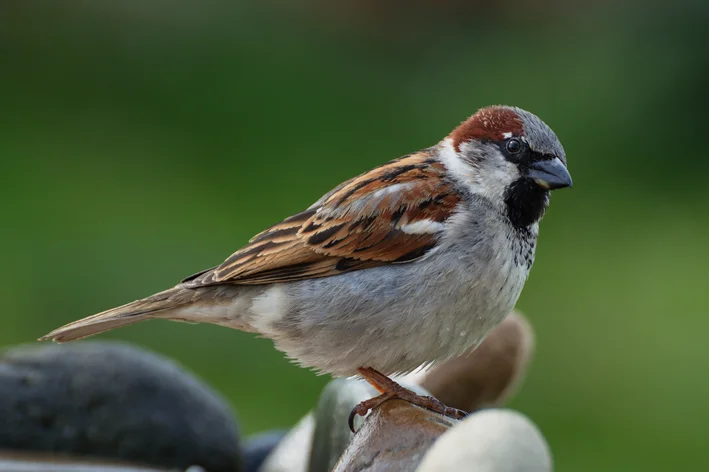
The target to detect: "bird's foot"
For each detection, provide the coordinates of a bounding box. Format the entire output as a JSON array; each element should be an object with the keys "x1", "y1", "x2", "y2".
[{"x1": 348, "y1": 367, "x2": 467, "y2": 432}]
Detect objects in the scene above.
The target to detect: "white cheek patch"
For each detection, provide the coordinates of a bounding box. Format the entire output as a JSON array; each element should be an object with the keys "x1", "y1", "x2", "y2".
[
  {"x1": 399, "y1": 219, "x2": 445, "y2": 234},
  {"x1": 250, "y1": 285, "x2": 290, "y2": 335},
  {"x1": 438, "y1": 138, "x2": 520, "y2": 209},
  {"x1": 476, "y1": 160, "x2": 519, "y2": 201},
  {"x1": 438, "y1": 138, "x2": 479, "y2": 194}
]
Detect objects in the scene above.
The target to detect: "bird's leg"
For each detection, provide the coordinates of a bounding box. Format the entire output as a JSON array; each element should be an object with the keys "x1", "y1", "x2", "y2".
[{"x1": 348, "y1": 367, "x2": 467, "y2": 432}]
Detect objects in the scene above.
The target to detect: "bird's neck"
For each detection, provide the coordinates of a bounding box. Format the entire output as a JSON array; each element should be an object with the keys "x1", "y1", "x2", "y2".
[{"x1": 503, "y1": 179, "x2": 550, "y2": 229}]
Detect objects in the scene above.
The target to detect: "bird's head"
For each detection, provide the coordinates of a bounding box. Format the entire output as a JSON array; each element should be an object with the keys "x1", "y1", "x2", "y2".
[{"x1": 441, "y1": 105, "x2": 572, "y2": 228}]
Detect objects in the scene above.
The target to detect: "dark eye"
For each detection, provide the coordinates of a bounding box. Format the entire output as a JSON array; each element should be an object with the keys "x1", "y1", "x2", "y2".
[{"x1": 506, "y1": 138, "x2": 522, "y2": 154}]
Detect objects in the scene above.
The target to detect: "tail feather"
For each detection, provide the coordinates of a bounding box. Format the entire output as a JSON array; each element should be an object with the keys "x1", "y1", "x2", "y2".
[{"x1": 39, "y1": 287, "x2": 186, "y2": 343}]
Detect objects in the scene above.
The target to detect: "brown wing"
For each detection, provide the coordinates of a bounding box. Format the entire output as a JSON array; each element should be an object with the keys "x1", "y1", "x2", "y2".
[{"x1": 189, "y1": 151, "x2": 462, "y2": 286}]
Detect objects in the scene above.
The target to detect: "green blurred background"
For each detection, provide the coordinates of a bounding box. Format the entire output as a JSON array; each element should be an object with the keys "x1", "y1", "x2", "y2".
[{"x1": 2, "y1": 1, "x2": 708, "y2": 470}]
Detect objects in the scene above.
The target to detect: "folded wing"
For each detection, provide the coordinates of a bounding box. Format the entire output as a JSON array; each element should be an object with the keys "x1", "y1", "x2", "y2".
[{"x1": 187, "y1": 151, "x2": 462, "y2": 286}]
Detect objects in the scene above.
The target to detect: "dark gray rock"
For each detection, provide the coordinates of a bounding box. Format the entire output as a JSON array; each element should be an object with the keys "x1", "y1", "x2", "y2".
[{"x1": 0, "y1": 342, "x2": 241, "y2": 472}]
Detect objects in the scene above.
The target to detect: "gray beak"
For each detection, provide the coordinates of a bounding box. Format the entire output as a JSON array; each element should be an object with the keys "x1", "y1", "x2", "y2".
[{"x1": 525, "y1": 157, "x2": 572, "y2": 190}]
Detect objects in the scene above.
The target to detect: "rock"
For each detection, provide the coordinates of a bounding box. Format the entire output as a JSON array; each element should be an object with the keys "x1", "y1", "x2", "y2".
[
  {"x1": 308, "y1": 377, "x2": 432, "y2": 472},
  {"x1": 416, "y1": 409, "x2": 552, "y2": 472},
  {"x1": 257, "y1": 415, "x2": 314, "y2": 472},
  {"x1": 0, "y1": 342, "x2": 241, "y2": 472},
  {"x1": 332, "y1": 400, "x2": 456, "y2": 472},
  {"x1": 242, "y1": 430, "x2": 287, "y2": 472},
  {"x1": 330, "y1": 404, "x2": 551, "y2": 472},
  {"x1": 306, "y1": 378, "x2": 369, "y2": 472},
  {"x1": 258, "y1": 377, "x2": 432, "y2": 472},
  {"x1": 0, "y1": 452, "x2": 170, "y2": 471},
  {"x1": 419, "y1": 311, "x2": 535, "y2": 412}
]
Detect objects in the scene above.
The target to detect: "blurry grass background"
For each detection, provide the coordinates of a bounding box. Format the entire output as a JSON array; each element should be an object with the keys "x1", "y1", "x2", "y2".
[{"x1": 1, "y1": 1, "x2": 708, "y2": 470}]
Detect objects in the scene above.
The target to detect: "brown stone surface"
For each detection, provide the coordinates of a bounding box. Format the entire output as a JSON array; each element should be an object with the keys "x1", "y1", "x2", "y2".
[{"x1": 332, "y1": 399, "x2": 456, "y2": 472}]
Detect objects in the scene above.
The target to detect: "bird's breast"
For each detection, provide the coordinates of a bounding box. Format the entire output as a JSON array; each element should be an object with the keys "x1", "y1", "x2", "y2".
[{"x1": 245, "y1": 217, "x2": 538, "y2": 376}]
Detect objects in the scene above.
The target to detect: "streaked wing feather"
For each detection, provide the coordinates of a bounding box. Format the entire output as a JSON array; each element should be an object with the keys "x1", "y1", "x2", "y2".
[{"x1": 196, "y1": 150, "x2": 462, "y2": 286}]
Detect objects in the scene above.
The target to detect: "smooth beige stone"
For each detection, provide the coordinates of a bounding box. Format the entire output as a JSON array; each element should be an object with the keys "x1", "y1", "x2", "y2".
[{"x1": 416, "y1": 409, "x2": 552, "y2": 472}]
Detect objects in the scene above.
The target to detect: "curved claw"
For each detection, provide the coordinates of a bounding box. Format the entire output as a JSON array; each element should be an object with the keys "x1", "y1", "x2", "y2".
[
  {"x1": 348, "y1": 393, "x2": 393, "y2": 433},
  {"x1": 422, "y1": 395, "x2": 468, "y2": 420},
  {"x1": 348, "y1": 408, "x2": 358, "y2": 433},
  {"x1": 442, "y1": 404, "x2": 468, "y2": 420}
]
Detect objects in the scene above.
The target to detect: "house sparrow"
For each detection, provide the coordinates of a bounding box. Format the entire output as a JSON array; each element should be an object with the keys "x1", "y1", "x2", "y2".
[{"x1": 41, "y1": 105, "x2": 571, "y2": 427}]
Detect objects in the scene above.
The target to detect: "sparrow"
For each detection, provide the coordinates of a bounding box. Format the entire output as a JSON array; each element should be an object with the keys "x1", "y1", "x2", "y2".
[{"x1": 41, "y1": 105, "x2": 572, "y2": 429}]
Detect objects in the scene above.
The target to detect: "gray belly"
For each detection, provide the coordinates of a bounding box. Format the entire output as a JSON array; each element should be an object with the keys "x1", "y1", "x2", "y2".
[{"x1": 255, "y1": 228, "x2": 534, "y2": 377}]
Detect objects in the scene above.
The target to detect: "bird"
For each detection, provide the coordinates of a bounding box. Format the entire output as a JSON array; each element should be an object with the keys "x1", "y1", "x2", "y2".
[{"x1": 40, "y1": 105, "x2": 572, "y2": 430}]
